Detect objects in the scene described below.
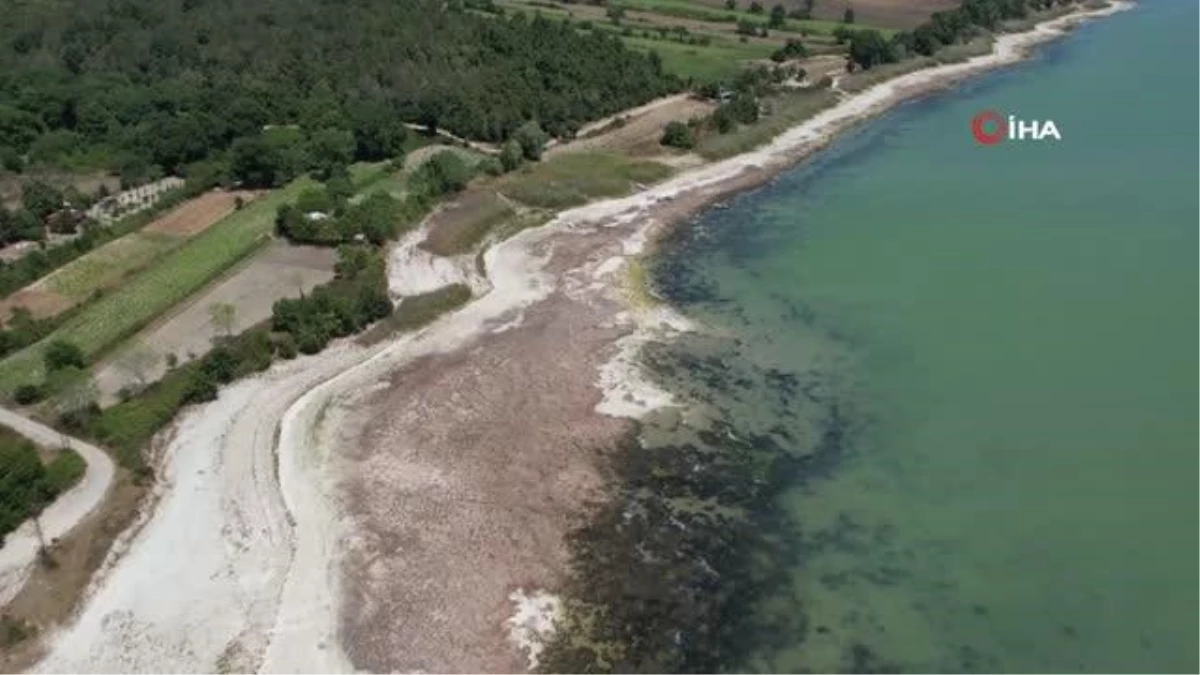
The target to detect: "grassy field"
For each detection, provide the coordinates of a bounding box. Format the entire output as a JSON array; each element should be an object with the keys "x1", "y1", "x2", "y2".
[
  {"x1": 419, "y1": 191, "x2": 517, "y2": 256},
  {"x1": 0, "y1": 179, "x2": 316, "y2": 393},
  {"x1": 695, "y1": 87, "x2": 840, "y2": 159},
  {"x1": 495, "y1": 0, "x2": 879, "y2": 83},
  {"x1": 358, "y1": 284, "x2": 474, "y2": 345},
  {"x1": 42, "y1": 232, "x2": 180, "y2": 302},
  {"x1": 497, "y1": 152, "x2": 673, "y2": 209},
  {"x1": 621, "y1": 34, "x2": 776, "y2": 81},
  {"x1": 613, "y1": 0, "x2": 892, "y2": 35}
]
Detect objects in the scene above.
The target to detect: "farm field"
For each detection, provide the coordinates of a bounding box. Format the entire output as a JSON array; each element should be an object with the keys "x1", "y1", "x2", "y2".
[
  {"x1": 0, "y1": 190, "x2": 258, "y2": 323},
  {"x1": 93, "y1": 241, "x2": 336, "y2": 404},
  {"x1": 688, "y1": 0, "x2": 960, "y2": 28},
  {"x1": 0, "y1": 180, "x2": 315, "y2": 393},
  {"x1": 495, "y1": 0, "x2": 889, "y2": 83}
]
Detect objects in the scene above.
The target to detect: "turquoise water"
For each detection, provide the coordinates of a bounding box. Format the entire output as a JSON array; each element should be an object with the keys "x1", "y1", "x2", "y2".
[{"x1": 648, "y1": 3, "x2": 1198, "y2": 672}]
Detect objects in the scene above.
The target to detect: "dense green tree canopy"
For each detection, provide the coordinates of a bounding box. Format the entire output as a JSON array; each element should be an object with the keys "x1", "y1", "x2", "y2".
[{"x1": 0, "y1": 0, "x2": 680, "y2": 177}]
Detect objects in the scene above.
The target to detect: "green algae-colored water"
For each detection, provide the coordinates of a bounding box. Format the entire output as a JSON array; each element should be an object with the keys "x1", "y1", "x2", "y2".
[{"x1": 649, "y1": 3, "x2": 1198, "y2": 671}]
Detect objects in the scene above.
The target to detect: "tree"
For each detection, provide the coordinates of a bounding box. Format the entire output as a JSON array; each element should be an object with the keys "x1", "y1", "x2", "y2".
[
  {"x1": 114, "y1": 340, "x2": 160, "y2": 387},
  {"x1": 748, "y1": 1, "x2": 764, "y2": 14},
  {"x1": 21, "y1": 181, "x2": 63, "y2": 221},
  {"x1": 349, "y1": 99, "x2": 410, "y2": 161},
  {"x1": 724, "y1": 0, "x2": 736, "y2": 9},
  {"x1": 500, "y1": 140, "x2": 524, "y2": 172},
  {"x1": 231, "y1": 128, "x2": 309, "y2": 188},
  {"x1": 771, "y1": 38, "x2": 808, "y2": 62},
  {"x1": 412, "y1": 151, "x2": 472, "y2": 197},
  {"x1": 769, "y1": 4, "x2": 786, "y2": 28},
  {"x1": 711, "y1": 106, "x2": 736, "y2": 134},
  {"x1": 843, "y1": 5, "x2": 855, "y2": 23},
  {"x1": 44, "y1": 340, "x2": 86, "y2": 371},
  {"x1": 606, "y1": 4, "x2": 626, "y2": 24},
  {"x1": 308, "y1": 127, "x2": 355, "y2": 180},
  {"x1": 660, "y1": 121, "x2": 694, "y2": 149},
  {"x1": 13, "y1": 383, "x2": 43, "y2": 405},
  {"x1": 512, "y1": 121, "x2": 549, "y2": 161},
  {"x1": 208, "y1": 302, "x2": 238, "y2": 338},
  {"x1": 0, "y1": 146, "x2": 23, "y2": 173},
  {"x1": 49, "y1": 367, "x2": 98, "y2": 427},
  {"x1": 848, "y1": 29, "x2": 895, "y2": 69}
]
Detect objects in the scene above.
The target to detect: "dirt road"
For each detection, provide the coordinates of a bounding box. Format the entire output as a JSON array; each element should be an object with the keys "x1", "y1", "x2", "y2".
[{"x1": 0, "y1": 407, "x2": 115, "y2": 606}]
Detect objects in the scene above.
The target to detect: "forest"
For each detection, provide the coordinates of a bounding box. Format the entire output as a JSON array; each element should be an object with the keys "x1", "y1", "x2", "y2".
[
  {"x1": 0, "y1": 0, "x2": 680, "y2": 185},
  {"x1": 837, "y1": 0, "x2": 1081, "y2": 71}
]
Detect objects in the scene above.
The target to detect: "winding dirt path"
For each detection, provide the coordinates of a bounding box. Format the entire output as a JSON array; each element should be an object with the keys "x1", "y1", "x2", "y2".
[{"x1": 0, "y1": 407, "x2": 115, "y2": 606}]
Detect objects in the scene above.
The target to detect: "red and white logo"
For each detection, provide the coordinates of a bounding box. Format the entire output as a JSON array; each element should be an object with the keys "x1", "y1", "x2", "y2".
[{"x1": 971, "y1": 109, "x2": 1062, "y2": 145}]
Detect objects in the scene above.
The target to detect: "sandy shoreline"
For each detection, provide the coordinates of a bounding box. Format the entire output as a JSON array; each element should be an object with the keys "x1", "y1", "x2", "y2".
[{"x1": 22, "y1": 2, "x2": 1131, "y2": 671}]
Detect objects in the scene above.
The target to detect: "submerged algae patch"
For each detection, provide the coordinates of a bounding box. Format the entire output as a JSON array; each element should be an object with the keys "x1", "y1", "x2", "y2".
[{"x1": 538, "y1": 326, "x2": 854, "y2": 673}]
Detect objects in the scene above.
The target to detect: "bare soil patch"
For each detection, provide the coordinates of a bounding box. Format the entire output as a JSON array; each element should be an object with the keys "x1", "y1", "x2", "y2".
[
  {"x1": 0, "y1": 288, "x2": 74, "y2": 323},
  {"x1": 548, "y1": 94, "x2": 717, "y2": 158},
  {"x1": 143, "y1": 190, "x2": 260, "y2": 237},
  {"x1": 93, "y1": 241, "x2": 336, "y2": 403}
]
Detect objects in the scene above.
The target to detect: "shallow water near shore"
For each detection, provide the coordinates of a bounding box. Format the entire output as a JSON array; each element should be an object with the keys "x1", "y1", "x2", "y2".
[{"x1": 647, "y1": 3, "x2": 1198, "y2": 672}]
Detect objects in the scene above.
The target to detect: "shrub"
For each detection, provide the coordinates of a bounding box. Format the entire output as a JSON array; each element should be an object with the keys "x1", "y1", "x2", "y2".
[
  {"x1": 660, "y1": 121, "x2": 695, "y2": 149},
  {"x1": 13, "y1": 383, "x2": 42, "y2": 405},
  {"x1": 478, "y1": 157, "x2": 504, "y2": 176},
  {"x1": 512, "y1": 121, "x2": 549, "y2": 161},
  {"x1": 411, "y1": 151, "x2": 473, "y2": 198},
  {"x1": 500, "y1": 140, "x2": 524, "y2": 172},
  {"x1": 44, "y1": 340, "x2": 86, "y2": 371}
]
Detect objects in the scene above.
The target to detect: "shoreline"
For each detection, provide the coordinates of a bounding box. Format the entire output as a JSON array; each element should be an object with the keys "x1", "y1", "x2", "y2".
[{"x1": 18, "y1": 1, "x2": 1132, "y2": 671}]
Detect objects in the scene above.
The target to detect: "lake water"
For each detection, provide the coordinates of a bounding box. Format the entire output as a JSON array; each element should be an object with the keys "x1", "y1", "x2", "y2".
[{"x1": 647, "y1": 3, "x2": 1198, "y2": 671}]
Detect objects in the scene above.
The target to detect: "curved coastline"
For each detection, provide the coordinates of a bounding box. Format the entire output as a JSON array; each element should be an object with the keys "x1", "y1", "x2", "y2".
[{"x1": 23, "y1": 2, "x2": 1132, "y2": 671}]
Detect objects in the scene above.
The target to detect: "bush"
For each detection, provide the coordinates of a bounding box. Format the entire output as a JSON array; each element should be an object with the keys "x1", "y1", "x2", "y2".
[
  {"x1": 512, "y1": 121, "x2": 549, "y2": 161},
  {"x1": 660, "y1": 121, "x2": 695, "y2": 149},
  {"x1": 478, "y1": 157, "x2": 504, "y2": 176},
  {"x1": 500, "y1": 140, "x2": 524, "y2": 172},
  {"x1": 411, "y1": 151, "x2": 473, "y2": 198},
  {"x1": 44, "y1": 340, "x2": 86, "y2": 371},
  {"x1": 13, "y1": 383, "x2": 42, "y2": 405},
  {"x1": 711, "y1": 106, "x2": 736, "y2": 134},
  {"x1": 771, "y1": 38, "x2": 808, "y2": 62}
]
